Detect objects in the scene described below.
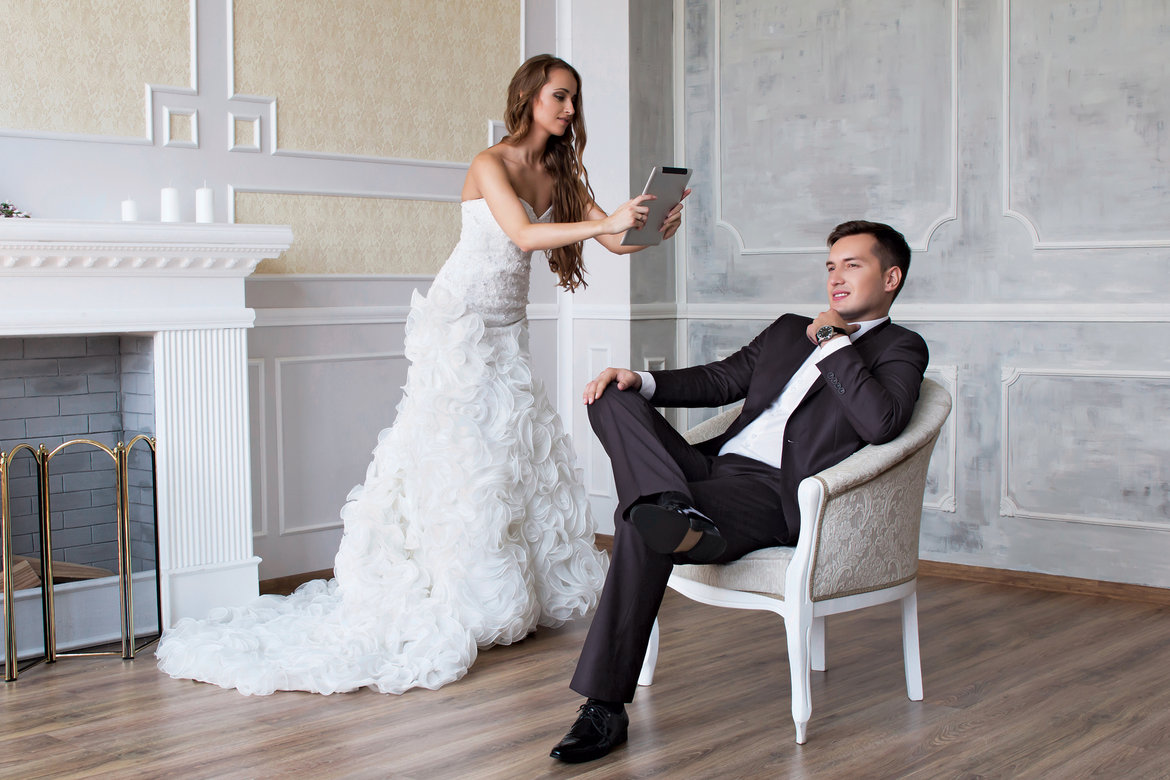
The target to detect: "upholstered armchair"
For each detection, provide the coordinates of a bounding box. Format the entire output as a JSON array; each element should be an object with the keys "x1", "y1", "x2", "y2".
[{"x1": 637, "y1": 377, "x2": 952, "y2": 744}]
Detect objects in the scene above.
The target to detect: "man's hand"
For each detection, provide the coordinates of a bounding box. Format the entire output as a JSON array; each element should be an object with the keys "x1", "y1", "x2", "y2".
[
  {"x1": 583, "y1": 367, "x2": 642, "y2": 404},
  {"x1": 806, "y1": 309, "x2": 860, "y2": 345}
]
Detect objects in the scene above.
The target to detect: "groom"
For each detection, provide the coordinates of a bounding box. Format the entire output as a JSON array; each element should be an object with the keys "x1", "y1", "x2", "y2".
[{"x1": 549, "y1": 220, "x2": 929, "y2": 763}]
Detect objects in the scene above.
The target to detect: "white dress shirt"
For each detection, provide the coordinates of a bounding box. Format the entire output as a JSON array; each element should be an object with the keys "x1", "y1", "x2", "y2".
[{"x1": 636, "y1": 317, "x2": 887, "y2": 470}]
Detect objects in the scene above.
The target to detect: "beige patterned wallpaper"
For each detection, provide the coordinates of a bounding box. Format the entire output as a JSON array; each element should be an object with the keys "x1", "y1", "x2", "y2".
[
  {"x1": 237, "y1": 192, "x2": 462, "y2": 275},
  {"x1": 0, "y1": 1, "x2": 188, "y2": 137},
  {"x1": 234, "y1": 0, "x2": 521, "y2": 161}
]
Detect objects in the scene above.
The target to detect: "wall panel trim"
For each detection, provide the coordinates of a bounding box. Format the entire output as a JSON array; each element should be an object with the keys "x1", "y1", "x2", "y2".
[
  {"x1": 923, "y1": 364, "x2": 958, "y2": 513},
  {"x1": 709, "y1": 0, "x2": 959, "y2": 255},
  {"x1": 1000, "y1": 0, "x2": 1170, "y2": 250},
  {"x1": 634, "y1": 302, "x2": 1170, "y2": 324},
  {"x1": 1000, "y1": 366, "x2": 1170, "y2": 533},
  {"x1": 273, "y1": 351, "x2": 406, "y2": 536}
]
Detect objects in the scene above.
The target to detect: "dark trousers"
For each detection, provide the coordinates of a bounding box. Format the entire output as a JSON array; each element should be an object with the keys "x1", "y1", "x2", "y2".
[{"x1": 569, "y1": 387, "x2": 792, "y2": 703}]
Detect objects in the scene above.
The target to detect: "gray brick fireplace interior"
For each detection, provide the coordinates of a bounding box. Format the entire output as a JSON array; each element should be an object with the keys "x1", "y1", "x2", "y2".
[{"x1": 1, "y1": 335, "x2": 156, "y2": 576}]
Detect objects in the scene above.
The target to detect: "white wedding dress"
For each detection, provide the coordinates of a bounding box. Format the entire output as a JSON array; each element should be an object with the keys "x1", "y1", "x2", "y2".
[{"x1": 156, "y1": 198, "x2": 608, "y2": 695}]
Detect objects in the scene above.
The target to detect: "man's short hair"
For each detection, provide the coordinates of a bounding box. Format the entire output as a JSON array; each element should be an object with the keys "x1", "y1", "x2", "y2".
[{"x1": 827, "y1": 220, "x2": 911, "y2": 300}]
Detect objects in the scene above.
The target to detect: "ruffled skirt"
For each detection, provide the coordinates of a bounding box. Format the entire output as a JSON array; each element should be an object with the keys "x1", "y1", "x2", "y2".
[{"x1": 155, "y1": 285, "x2": 607, "y2": 695}]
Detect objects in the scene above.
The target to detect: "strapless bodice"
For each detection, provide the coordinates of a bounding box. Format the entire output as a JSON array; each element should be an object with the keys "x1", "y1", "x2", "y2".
[{"x1": 431, "y1": 198, "x2": 551, "y2": 327}]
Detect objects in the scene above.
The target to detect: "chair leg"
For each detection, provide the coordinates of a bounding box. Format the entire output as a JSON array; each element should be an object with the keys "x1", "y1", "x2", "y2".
[
  {"x1": 637, "y1": 618, "x2": 660, "y2": 687},
  {"x1": 810, "y1": 616, "x2": 826, "y2": 672},
  {"x1": 901, "y1": 591, "x2": 923, "y2": 701},
  {"x1": 785, "y1": 610, "x2": 812, "y2": 744}
]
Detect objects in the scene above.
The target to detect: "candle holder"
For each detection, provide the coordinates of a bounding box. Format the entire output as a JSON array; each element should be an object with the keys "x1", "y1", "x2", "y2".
[{"x1": 1, "y1": 436, "x2": 161, "y2": 682}]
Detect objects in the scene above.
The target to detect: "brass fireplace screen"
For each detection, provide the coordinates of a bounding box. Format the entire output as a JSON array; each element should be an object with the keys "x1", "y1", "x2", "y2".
[{"x1": 1, "y1": 436, "x2": 161, "y2": 681}]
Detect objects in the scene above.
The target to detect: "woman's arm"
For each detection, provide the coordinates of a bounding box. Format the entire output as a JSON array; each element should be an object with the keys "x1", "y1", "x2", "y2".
[
  {"x1": 590, "y1": 189, "x2": 690, "y2": 255},
  {"x1": 469, "y1": 153, "x2": 649, "y2": 252}
]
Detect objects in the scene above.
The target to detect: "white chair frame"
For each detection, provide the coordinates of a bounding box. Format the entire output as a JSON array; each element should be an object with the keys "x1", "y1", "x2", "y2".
[{"x1": 637, "y1": 378, "x2": 952, "y2": 744}]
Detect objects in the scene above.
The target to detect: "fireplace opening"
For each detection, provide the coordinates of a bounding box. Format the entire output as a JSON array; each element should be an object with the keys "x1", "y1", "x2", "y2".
[{"x1": 1, "y1": 334, "x2": 159, "y2": 665}]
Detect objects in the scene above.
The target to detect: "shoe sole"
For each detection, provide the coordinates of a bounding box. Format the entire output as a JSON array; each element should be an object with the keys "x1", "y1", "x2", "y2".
[{"x1": 550, "y1": 729, "x2": 628, "y2": 763}]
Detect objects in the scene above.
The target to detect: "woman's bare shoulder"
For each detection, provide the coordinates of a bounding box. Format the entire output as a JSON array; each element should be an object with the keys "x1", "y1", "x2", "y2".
[{"x1": 472, "y1": 145, "x2": 510, "y2": 169}]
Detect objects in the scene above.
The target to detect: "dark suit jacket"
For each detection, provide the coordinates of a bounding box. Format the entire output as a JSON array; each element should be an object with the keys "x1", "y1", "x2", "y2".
[{"x1": 649, "y1": 315, "x2": 929, "y2": 541}]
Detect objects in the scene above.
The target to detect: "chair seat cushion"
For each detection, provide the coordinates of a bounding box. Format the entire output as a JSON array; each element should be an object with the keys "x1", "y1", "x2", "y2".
[{"x1": 672, "y1": 546, "x2": 795, "y2": 598}]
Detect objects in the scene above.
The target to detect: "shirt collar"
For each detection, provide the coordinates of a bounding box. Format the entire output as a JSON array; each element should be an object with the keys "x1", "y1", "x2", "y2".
[{"x1": 848, "y1": 316, "x2": 889, "y2": 342}]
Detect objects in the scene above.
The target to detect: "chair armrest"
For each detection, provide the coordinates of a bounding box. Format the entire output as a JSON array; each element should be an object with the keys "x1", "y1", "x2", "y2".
[{"x1": 802, "y1": 379, "x2": 952, "y2": 601}]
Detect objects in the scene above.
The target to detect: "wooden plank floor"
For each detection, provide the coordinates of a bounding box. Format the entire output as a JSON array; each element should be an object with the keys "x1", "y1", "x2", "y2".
[{"x1": 3, "y1": 575, "x2": 1169, "y2": 779}]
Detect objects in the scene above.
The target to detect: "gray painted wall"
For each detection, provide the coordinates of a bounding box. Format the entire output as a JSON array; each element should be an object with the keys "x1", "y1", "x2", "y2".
[{"x1": 630, "y1": 0, "x2": 1170, "y2": 587}]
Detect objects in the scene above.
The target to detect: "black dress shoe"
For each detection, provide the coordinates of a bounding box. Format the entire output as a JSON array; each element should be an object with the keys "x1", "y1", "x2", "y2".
[
  {"x1": 549, "y1": 701, "x2": 629, "y2": 763},
  {"x1": 630, "y1": 497, "x2": 727, "y2": 563}
]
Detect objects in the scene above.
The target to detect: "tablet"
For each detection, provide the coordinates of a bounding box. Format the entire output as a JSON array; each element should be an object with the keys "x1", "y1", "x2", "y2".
[{"x1": 620, "y1": 165, "x2": 692, "y2": 246}]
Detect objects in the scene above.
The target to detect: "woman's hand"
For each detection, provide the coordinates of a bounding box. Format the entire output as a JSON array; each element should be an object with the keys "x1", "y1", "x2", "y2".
[
  {"x1": 659, "y1": 188, "x2": 692, "y2": 240},
  {"x1": 603, "y1": 194, "x2": 655, "y2": 235}
]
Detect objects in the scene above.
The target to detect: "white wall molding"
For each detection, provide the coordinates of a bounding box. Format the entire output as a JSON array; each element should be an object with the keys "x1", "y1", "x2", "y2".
[
  {"x1": 272, "y1": 351, "x2": 406, "y2": 537},
  {"x1": 1, "y1": 0, "x2": 471, "y2": 223},
  {"x1": 252, "y1": 301, "x2": 560, "y2": 328},
  {"x1": 1001, "y1": 0, "x2": 1170, "y2": 250},
  {"x1": 255, "y1": 306, "x2": 412, "y2": 328},
  {"x1": 229, "y1": 111, "x2": 262, "y2": 153},
  {"x1": 251, "y1": 295, "x2": 1170, "y2": 329},
  {"x1": 1000, "y1": 366, "x2": 1170, "y2": 533},
  {"x1": 923, "y1": 364, "x2": 958, "y2": 513},
  {"x1": 709, "y1": 0, "x2": 959, "y2": 256},
  {"x1": 585, "y1": 344, "x2": 615, "y2": 500},
  {"x1": 664, "y1": 302, "x2": 1170, "y2": 324},
  {"x1": 163, "y1": 107, "x2": 199, "y2": 149}
]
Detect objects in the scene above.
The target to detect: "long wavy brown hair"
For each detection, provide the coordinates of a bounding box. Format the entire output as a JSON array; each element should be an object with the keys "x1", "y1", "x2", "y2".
[{"x1": 502, "y1": 54, "x2": 595, "y2": 291}]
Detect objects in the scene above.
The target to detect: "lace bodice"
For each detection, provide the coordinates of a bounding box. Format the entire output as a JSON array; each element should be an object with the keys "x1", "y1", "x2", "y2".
[{"x1": 431, "y1": 198, "x2": 552, "y2": 327}]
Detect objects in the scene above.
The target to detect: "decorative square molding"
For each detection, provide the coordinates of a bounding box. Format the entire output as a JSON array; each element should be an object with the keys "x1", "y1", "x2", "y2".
[
  {"x1": 230, "y1": 113, "x2": 261, "y2": 152},
  {"x1": 163, "y1": 107, "x2": 198, "y2": 149}
]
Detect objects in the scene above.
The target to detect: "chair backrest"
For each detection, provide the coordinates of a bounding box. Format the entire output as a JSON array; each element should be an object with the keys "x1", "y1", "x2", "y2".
[
  {"x1": 677, "y1": 378, "x2": 953, "y2": 603},
  {"x1": 681, "y1": 405, "x2": 741, "y2": 446},
  {"x1": 805, "y1": 378, "x2": 951, "y2": 601}
]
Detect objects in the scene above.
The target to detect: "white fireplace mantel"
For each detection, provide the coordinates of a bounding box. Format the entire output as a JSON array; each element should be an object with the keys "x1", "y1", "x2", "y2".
[
  {"x1": 1, "y1": 218, "x2": 292, "y2": 627},
  {"x1": 0, "y1": 219, "x2": 293, "y2": 335}
]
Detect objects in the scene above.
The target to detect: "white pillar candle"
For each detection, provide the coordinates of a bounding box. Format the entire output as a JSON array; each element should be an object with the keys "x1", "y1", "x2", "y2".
[
  {"x1": 195, "y1": 186, "x2": 214, "y2": 223},
  {"x1": 161, "y1": 187, "x2": 181, "y2": 222},
  {"x1": 121, "y1": 199, "x2": 138, "y2": 221}
]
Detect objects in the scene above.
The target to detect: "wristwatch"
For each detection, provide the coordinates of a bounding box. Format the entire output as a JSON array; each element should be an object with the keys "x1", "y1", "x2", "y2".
[{"x1": 815, "y1": 325, "x2": 849, "y2": 346}]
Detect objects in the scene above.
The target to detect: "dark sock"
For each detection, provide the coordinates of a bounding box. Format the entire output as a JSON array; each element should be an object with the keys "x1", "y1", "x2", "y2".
[
  {"x1": 656, "y1": 490, "x2": 692, "y2": 507},
  {"x1": 586, "y1": 697, "x2": 625, "y2": 714}
]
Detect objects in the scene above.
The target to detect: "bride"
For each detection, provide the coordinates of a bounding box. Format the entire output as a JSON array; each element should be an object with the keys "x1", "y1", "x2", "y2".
[{"x1": 155, "y1": 54, "x2": 686, "y2": 696}]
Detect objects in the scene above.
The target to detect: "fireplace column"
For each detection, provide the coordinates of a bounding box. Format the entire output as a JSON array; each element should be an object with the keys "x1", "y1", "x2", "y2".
[{"x1": 154, "y1": 327, "x2": 256, "y2": 624}]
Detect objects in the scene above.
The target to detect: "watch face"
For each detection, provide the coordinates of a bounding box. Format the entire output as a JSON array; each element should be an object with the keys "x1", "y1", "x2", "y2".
[{"x1": 816, "y1": 325, "x2": 835, "y2": 343}]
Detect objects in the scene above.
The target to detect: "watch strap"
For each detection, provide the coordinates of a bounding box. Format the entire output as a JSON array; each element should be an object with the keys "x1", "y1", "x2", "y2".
[{"x1": 817, "y1": 325, "x2": 849, "y2": 344}]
